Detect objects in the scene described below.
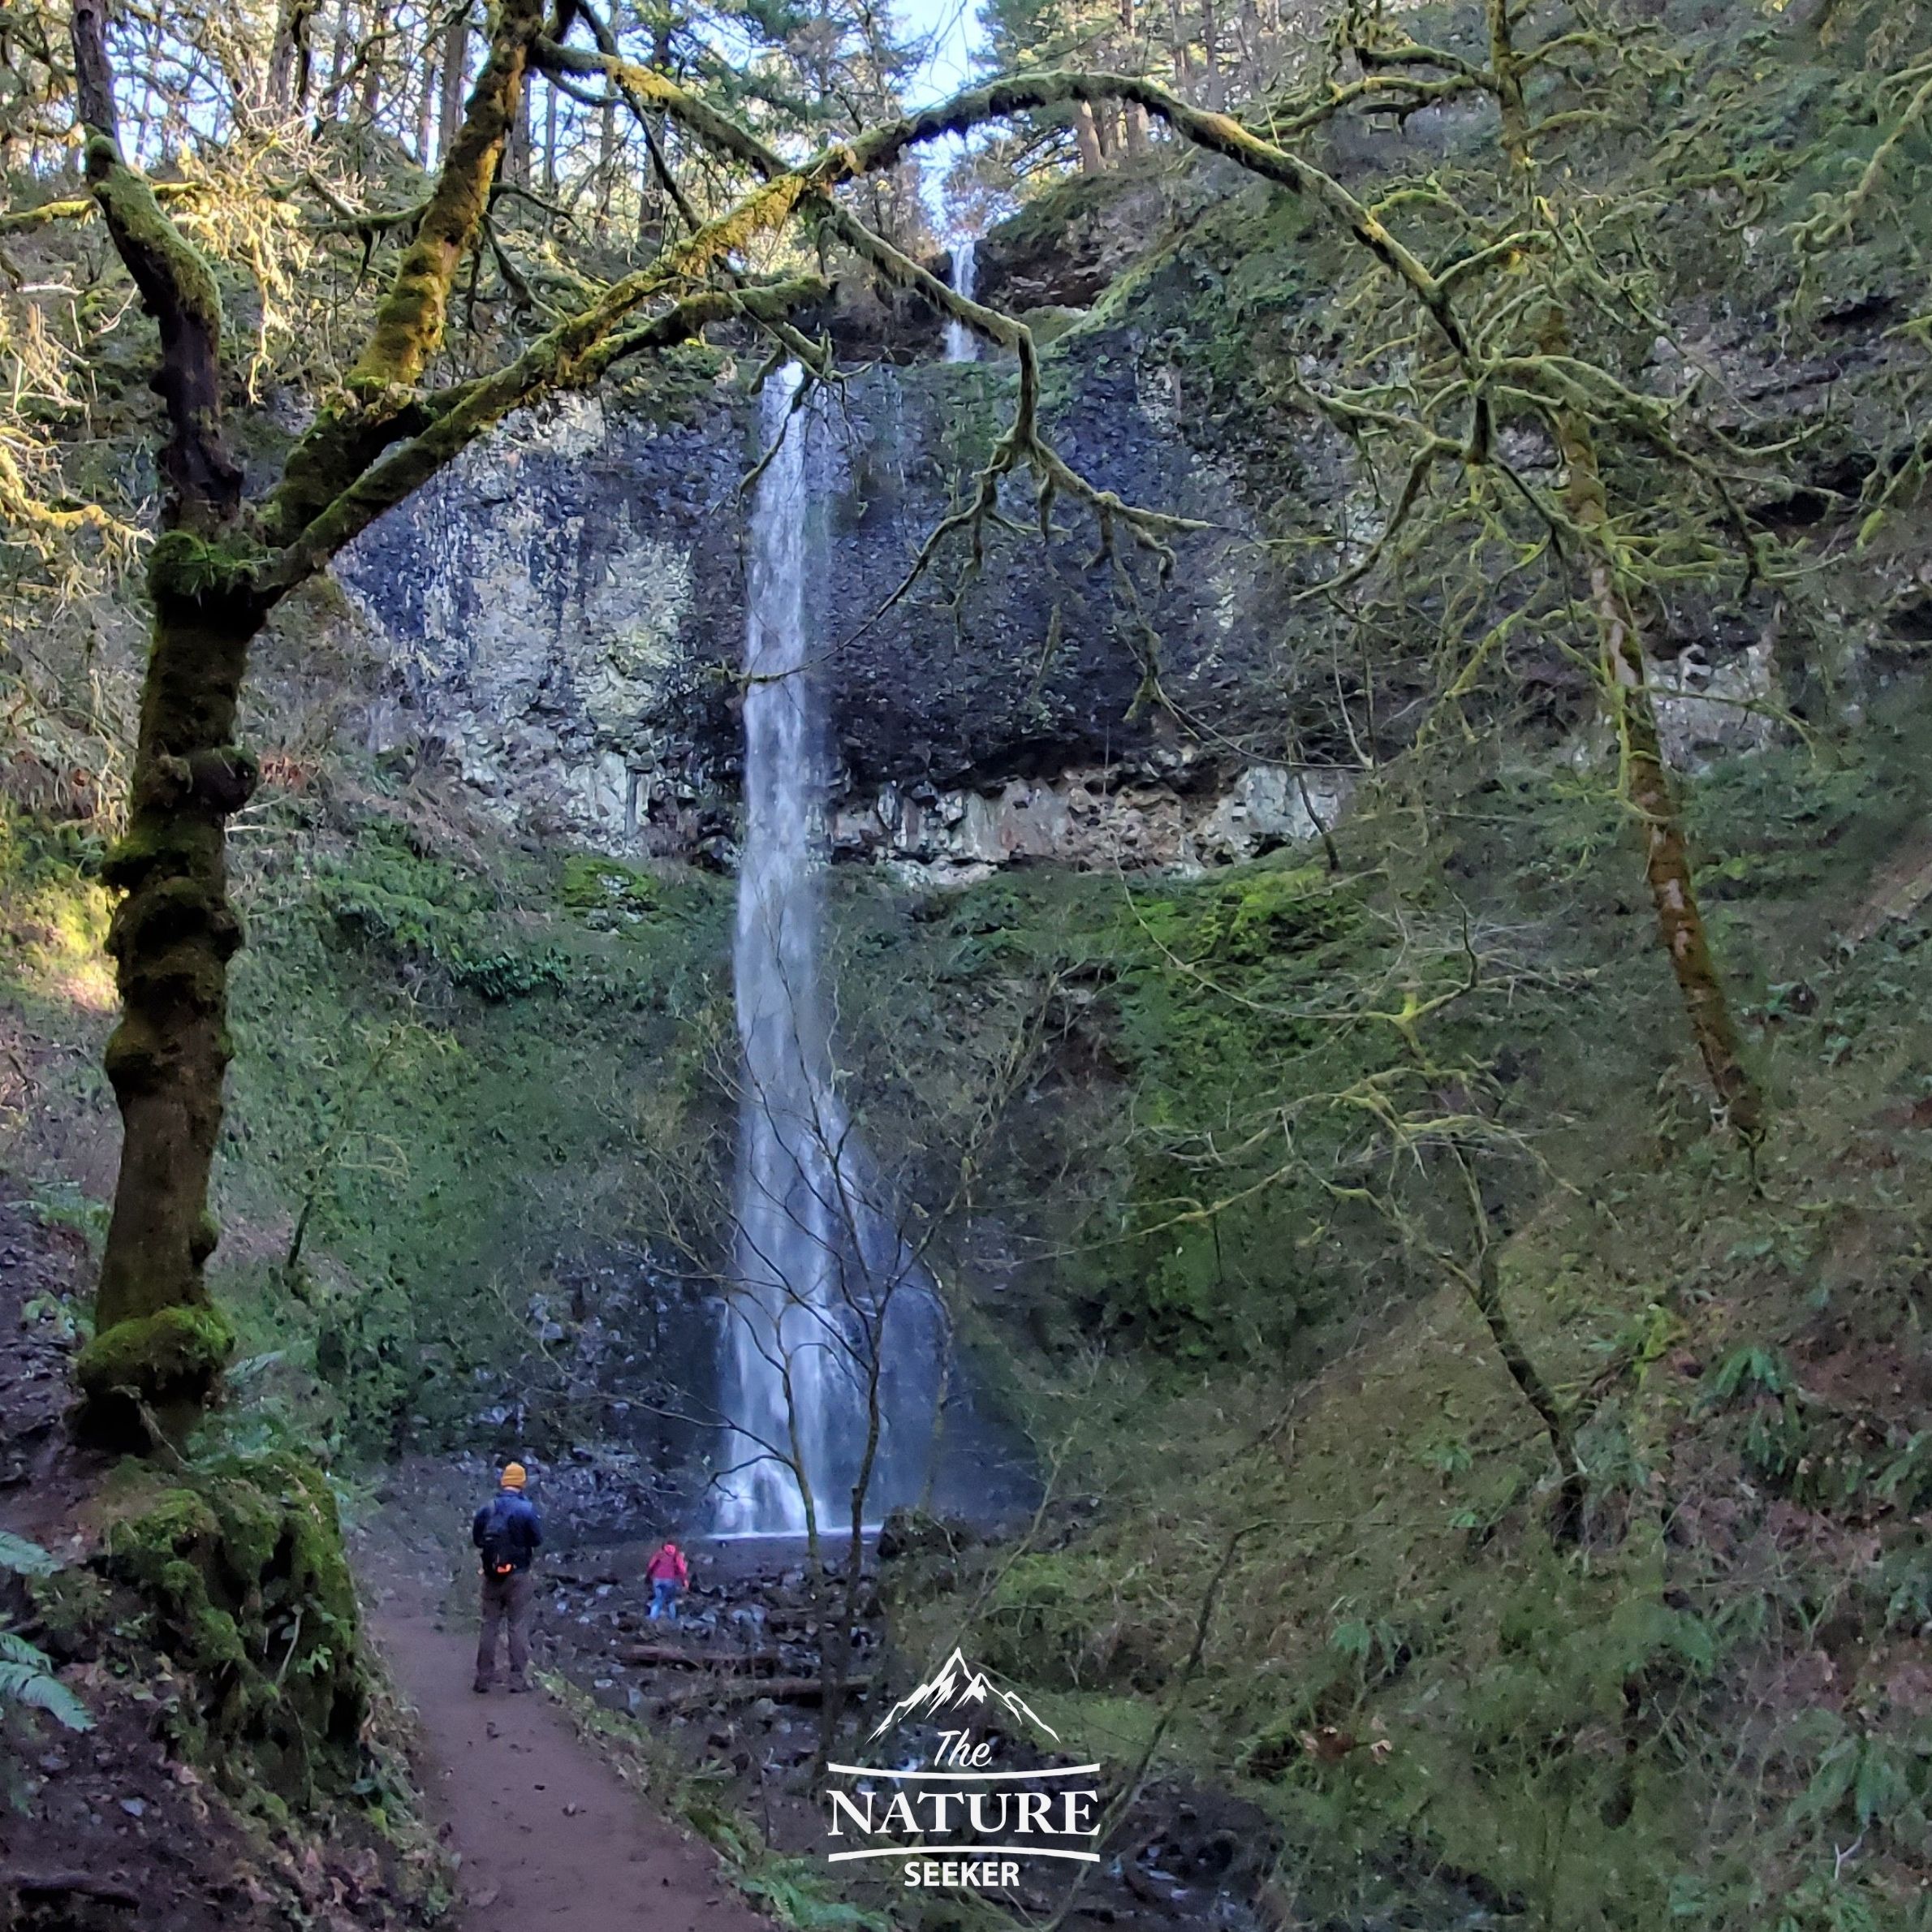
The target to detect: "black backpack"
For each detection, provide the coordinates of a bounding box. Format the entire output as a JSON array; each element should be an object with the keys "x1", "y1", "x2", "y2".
[{"x1": 478, "y1": 1495, "x2": 520, "y2": 1576}]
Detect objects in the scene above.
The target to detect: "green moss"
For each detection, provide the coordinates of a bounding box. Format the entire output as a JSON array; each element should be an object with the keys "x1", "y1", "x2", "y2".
[
  {"x1": 314, "y1": 824, "x2": 571, "y2": 998},
  {"x1": 89, "y1": 153, "x2": 224, "y2": 342},
  {"x1": 74, "y1": 1302, "x2": 237, "y2": 1412},
  {"x1": 147, "y1": 528, "x2": 265, "y2": 602},
  {"x1": 97, "y1": 1451, "x2": 365, "y2": 1802},
  {"x1": 560, "y1": 852, "x2": 660, "y2": 915},
  {"x1": 844, "y1": 856, "x2": 1392, "y2": 1356}
]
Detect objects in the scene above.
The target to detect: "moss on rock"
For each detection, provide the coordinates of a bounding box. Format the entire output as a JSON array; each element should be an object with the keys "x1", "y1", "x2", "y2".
[{"x1": 96, "y1": 1451, "x2": 366, "y2": 1804}]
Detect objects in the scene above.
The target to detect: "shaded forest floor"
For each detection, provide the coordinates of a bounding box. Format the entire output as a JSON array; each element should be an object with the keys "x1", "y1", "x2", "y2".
[{"x1": 0, "y1": 1198, "x2": 432, "y2": 1932}]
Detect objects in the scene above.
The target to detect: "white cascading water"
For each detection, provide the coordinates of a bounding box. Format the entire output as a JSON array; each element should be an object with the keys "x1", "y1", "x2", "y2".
[
  {"x1": 714, "y1": 367, "x2": 940, "y2": 1538},
  {"x1": 943, "y1": 239, "x2": 978, "y2": 363}
]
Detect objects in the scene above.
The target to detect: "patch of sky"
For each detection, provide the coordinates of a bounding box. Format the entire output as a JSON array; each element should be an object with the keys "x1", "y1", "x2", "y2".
[{"x1": 896, "y1": 0, "x2": 986, "y2": 235}]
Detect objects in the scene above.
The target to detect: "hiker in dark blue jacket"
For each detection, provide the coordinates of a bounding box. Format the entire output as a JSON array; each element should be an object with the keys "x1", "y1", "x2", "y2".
[{"x1": 472, "y1": 1461, "x2": 543, "y2": 1693}]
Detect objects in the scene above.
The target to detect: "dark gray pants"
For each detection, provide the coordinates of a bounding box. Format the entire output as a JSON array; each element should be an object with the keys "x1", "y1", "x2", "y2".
[{"x1": 475, "y1": 1568, "x2": 534, "y2": 1688}]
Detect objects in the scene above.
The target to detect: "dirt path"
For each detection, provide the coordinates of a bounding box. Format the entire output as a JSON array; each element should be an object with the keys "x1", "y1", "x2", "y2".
[{"x1": 357, "y1": 1515, "x2": 773, "y2": 1932}]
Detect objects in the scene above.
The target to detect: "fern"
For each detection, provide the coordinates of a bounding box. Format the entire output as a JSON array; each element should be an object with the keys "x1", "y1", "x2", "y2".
[
  {"x1": 0, "y1": 1629, "x2": 93, "y2": 1732},
  {"x1": 0, "y1": 1529, "x2": 59, "y2": 1576}
]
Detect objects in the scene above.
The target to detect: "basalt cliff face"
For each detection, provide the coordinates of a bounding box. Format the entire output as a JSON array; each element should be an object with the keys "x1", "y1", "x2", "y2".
[
  {"x1": 328, "y1": 146, "x2": 1923, "y2": 884},
  {"x1": 331, "y1": 338, "x2": 1338, "y2": 882}
]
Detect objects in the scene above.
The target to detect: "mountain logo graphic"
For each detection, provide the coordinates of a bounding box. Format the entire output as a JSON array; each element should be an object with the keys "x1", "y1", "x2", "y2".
[{"x1": 868, "y1": 1647, "x2": 1060, "y2": 1743}]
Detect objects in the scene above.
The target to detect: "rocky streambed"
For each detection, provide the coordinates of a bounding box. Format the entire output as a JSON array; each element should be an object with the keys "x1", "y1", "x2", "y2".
[{"x1": 527, "y1": 1526, "x2": 1282, "y2": 1931}]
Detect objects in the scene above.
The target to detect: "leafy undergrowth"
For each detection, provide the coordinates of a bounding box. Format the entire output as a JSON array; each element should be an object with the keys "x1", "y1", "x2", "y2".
[{"x1": 875, "y1": 707, "x2": 1932, "y2": 1931}]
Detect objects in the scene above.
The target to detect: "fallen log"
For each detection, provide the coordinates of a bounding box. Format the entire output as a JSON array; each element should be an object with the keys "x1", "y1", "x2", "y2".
[
  {"x1": 3, "y1": 1870, "x2": 143, "y2": 1908},
  {"x1": 656, "y1": 1674, "x2": 871, "y2": 1710},
  {"x1": 616, "y1": 1644, "x2": 783, "y2": 1671}
]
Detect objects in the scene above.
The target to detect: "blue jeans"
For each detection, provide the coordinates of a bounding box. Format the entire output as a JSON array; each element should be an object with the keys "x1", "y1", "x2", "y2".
[{"x1": 649, "y1": 1579, "x2": 680, "y2": 1624}]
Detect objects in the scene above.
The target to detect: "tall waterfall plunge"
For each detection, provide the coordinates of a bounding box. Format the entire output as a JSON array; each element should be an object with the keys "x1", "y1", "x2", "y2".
[
  {"x1": 714, "y1": 369, "x2": 943, "y2": 1539},
  {"x1": 943, "y1": 239, "x2": 978, "y2": 364}
]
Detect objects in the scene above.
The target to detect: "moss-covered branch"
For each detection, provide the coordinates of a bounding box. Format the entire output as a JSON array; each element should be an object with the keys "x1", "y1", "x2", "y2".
[
  {"x1": 0, "y1": 177, "x2": 200, "y2": 235},
  {"x1": 260, "y1": 278, "x2": 824, "y2": 593},
  {"x1": 71, "y1": 0, "x2": 239, "y2": 532},
  {"x1": 347, "y1": 0, "x2": 545, "y2": 393}
]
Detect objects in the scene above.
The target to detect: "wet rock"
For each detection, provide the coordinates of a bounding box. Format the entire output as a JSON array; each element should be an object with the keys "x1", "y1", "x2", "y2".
[{"x1": 330, "y1": 355, "x2": 1354, "y2": 878}]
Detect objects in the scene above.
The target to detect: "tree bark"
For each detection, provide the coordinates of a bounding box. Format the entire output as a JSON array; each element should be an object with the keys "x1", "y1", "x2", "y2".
[
  {"x1": 416, "y1": 28, "x2": 438, "y2": 160},
  {"x1": 1072, "y1": 101, "x2": 1106, "y2": 172},
  {"x1": 87, "y1": 569, "x2": 265, "y2": 1438},
  {"x1": 1555, "y1": 402, "x2": 1762, "y2": 1139},
  {"x1": 507, "y1": 68, "x2": 533, "y2": 185},
  {"x1": 1201, "y1": 0, "x2": 1223, "y2": 107},
  {"x1": 1119, "y1": 0, "x2": 1149, "y2": 149},
  {"x1": 267, "y1": 0, "x2": 317, "y2": 107},
  {"x1": 541, "y1": 71, "x2": 558, "y2": 195},
  {"x1": 438, "y1": 6, "x2": 470, "y2": 157},
  {"x1": 1167, "y1": 0, "x2": 1192, "y2": 97},
  {"x1": 1461, "y1": 1186, "x2": 1584, "y2": 1540},
  {"x1": 71, "y1": 0, "x2": 261, "y2": 1440},
  {"x1": 595, "y1": 94, "x2": 616, "y2": 227},
  {"x1": 359, "y1": 2, "x2": 388, "y2": 119},
  {"x1": 321, "y1": 0, "x2": 354, "y2": 118},
  {"x1": 1486, "y1": 0, "x2": 1761, "y2": 1140}
]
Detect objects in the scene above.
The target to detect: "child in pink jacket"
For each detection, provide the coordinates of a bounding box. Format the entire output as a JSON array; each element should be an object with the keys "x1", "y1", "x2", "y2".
[{"x1": 645, "y1": 1541, "x2": 689, "y2": 1624}]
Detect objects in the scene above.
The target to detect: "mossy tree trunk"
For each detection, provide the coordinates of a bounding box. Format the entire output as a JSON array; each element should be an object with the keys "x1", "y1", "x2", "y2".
[
  {"x1": 84, "y1": 554, "x2": 268, "y2": 1438},
  {"x1": 71, "y1": 0, "x2": 261, "y2": 1440},
  {"x1": 66, "y1": 0, "x2": 536, "y2": 1443},
  {"x1": 1551, "y1": 403, "x2": 1762, "y2": 1140}
]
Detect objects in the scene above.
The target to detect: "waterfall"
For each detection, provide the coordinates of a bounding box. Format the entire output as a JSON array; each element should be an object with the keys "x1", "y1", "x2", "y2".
[
  {"x1": 714, "y1": 368, "x2": 941, "y2": 1539},
  {"x1": 943, "y1": 239, "x2": 978, "y2": 364}
]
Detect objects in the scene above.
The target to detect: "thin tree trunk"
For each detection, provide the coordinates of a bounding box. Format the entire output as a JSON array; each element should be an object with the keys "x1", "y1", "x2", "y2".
[
  {"x1": 268, "y1": 0, "x2": 317, "y2": 107},
  {"x1": 438, "y1": 7, "x2": 469, "y2": 157},
  {"x1": 1462, "y1": 1188, "x2": 1585, "y2": 1541},
  {"x1": 1486, "y1": 0, "x2": 1761, "y2": 1139},
  {"x1": 596, "y1": 95, "x2": 616, "y2": 227},
  {"x1": 359, "y1": 4, "x2": 386, "y2": 120},
  {"x1": 541, "y1": 71, "x2": 558, "y2": 194},
  {"x1": 321, "y1": 1, "x2": 354, "y2": 117},
  {"x1": 507, "y1": 74, "x2": 531, "y2": 183},
  {"x1": 1072, "y1": 101, "x2": 1105, "y2": 172},
  {"x1": 1552, "y1": 397, "x2": 1762, "y2": 1138},
  {"x1": 1235, "y1": 0, "x2": 1261, "y2": 97},
  {"x1": 416, "y1": 28, "x2": 438, "y2": 159}
]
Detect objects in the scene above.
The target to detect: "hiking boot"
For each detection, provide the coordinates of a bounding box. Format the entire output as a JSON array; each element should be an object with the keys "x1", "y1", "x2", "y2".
[
  {"x1": 472, "y1": 1680, "x2": 490, "y2": 1694},
  {"x1": 507, "y1": 1678, "x2": 530, "y2": 1694}
]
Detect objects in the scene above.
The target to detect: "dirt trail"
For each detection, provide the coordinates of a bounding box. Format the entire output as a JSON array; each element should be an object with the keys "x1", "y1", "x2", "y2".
[{"x1": 357, "y1": 1518, "x2": 773, "y2": 1932}]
